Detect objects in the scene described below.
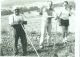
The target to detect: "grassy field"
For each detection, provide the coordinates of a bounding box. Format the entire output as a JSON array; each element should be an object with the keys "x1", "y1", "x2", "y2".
[{"x1": 0, "y1": 12, "x2": 75, "y2": 57}]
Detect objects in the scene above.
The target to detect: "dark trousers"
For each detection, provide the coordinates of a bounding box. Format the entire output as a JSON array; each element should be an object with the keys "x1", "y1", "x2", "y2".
[
  {"x1": 14, "y1": 34, "x2": 27, "y2": 54},
  {"x1": 13, "y1": 24, "x2": 27, "y2": 54},
  {"x1": 60, "y1": 19, "x2": 69, "y2": 38}
]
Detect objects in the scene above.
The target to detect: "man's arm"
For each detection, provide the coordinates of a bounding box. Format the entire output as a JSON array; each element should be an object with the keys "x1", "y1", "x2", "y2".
[
  {"x1": 9, "y1": 15, "x2": 14, "y2": 26},
  {"x1": 21, "y1": 14, "x2": 27, "y2": 25},
  {"x1": 9, "y1": 15, "x2": 20, "y2": 27},
  {"x1": 19, "y1": 14, "x2": 27, "y2": 29},
  {"x1": 47, "y1": 16, "x2": 54, "y2": 18}
]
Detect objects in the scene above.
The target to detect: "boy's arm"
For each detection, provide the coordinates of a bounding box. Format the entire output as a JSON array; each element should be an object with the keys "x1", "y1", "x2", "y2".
[
  {"x1": 69, "y1": 11, "x2": 72, "y2": 16},
  {"x1": 55, "y1": 12, "x2": 62, "y2": 20}
]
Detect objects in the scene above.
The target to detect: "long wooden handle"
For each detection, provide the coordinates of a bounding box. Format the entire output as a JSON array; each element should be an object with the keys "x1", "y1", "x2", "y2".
[{"x1": 21, "y1": 24, "x2": 40, "y2": 57}]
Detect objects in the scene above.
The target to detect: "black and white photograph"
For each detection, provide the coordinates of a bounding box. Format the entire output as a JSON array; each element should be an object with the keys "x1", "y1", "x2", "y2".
[{"x1": 0, "y1": 0, "x2": 75, "y2": 57}]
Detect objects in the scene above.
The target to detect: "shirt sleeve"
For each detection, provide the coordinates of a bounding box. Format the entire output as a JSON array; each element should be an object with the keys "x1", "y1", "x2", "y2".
[
  {"x1": 21, "y1": 14, "x2": 27, "y2": 25},
  {"x1": 69, "y1": 10, "x2": 72, "y2": 16},
  {"x1": 21, "y1": 14, "x2": 27, "y2": 21},
  {"x1": 9, "y1": 15, "x2": 14, "y2": 25}
]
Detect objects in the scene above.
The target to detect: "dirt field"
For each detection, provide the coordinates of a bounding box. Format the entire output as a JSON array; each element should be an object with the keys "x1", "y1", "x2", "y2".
[{"x1": 0, "y1": 12, "x2": 75, "y2": 57}]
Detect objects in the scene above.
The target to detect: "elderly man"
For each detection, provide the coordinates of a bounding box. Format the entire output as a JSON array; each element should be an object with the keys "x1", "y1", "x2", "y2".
[
  {"x1": 9, "y1": 6, "x2": 27, "y2": 56},
  {"x1": 39, "y1": 2, "x2": 57, "y2": 48}
]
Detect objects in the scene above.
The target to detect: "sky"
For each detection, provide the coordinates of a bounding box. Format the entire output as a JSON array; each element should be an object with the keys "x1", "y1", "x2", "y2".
[{"x1": 1, "y1": 0, "x2": 74, "y2": 8}]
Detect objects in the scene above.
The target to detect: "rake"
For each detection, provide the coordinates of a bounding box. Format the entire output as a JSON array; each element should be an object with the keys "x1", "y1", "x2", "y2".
[{"x1": 22, "y1": 14, "x2": 40, "y2": 57}]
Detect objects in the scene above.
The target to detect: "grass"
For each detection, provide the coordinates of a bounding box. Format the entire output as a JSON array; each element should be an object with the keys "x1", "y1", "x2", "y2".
[{"x1": 1, "y1": 12, "x2": 75, "y2": 57}]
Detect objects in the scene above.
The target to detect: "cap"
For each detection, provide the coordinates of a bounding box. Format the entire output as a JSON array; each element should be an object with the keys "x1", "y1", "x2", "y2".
[{"x1": 12, "y1": 6, "x2": 20, "y2": 11}]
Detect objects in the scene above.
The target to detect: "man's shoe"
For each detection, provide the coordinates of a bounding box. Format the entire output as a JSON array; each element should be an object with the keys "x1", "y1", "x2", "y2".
[
  {"x1": 23, "y1": 52, "x2": 27, "y2": 56},
  {"x1": 15, "y1": 51, "x2": 19, "y2": 55},
  {"x1": 39, "y1": 45, "x2": 44, "y2": 49}
]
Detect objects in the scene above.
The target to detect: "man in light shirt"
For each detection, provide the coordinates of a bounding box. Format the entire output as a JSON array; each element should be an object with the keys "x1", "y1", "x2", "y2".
[
  {"x1": 57, "y1": 1, "x2": 72, "y2": 42},
  {"x1": 9, "y1": 7, "x2": 27, "y2": 56},
  {"x1": 39, "y1": 2, "x2": 57, "y2": 48}
]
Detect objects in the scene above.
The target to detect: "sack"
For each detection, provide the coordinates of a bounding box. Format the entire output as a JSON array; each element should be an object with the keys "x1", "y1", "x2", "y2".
[{"x1": 22, "y1": 21, "x2": 27, "y2": 24}]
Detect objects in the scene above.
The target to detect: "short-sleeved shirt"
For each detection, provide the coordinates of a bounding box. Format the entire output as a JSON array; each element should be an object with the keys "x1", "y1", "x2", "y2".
[
  {"x1": 58, "y1": 7, "x2": 70, "y2": 20},
  {"x1": 9, "y1": 14, "x2": 26, "y2": 35},
  {"x1": 9, "y1": 14, "x2": 25, "y2": 25}
]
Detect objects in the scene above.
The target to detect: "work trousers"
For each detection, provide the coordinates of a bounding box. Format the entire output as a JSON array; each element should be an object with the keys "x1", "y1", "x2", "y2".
[{"x1": 12, "y1": 24, "x2": 27, "y2": 54}]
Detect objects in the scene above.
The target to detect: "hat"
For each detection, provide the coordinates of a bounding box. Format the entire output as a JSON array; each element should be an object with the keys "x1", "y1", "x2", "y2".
[
  {"x1": 46, "y1": 1, "x2": 54, "y2": 11},
  {"x1": 12, "y1": 6, "x2": 20, "y2": 11},
  {"x1": 64, "y1": 1, "x2": 68, "y2": 4}
]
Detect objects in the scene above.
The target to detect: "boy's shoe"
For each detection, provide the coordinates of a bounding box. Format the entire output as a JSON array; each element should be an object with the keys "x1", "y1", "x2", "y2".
[{"x1": 62, "y1": 37, "x2": 67, "y2": 43}]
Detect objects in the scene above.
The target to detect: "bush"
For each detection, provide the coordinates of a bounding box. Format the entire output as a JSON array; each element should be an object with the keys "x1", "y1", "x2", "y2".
[
  {"x1": 1, "y1": 9, "x2": 13, "y2": 16},
  {"x1": 1, "y1": 29, "x2": 8, "y2": 35}
]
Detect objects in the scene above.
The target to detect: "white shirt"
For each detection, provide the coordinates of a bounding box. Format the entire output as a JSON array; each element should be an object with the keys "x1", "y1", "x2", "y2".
[
  {"x1": 59, "y1": 7, "x2": 70, "y2": 20},
  {"x1": 9, "y1": 14, "x2": 26, "y2": 25}
]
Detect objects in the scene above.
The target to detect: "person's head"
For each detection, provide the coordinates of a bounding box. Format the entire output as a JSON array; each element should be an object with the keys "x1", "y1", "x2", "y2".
[
  {"x1": 12, "y1": 7, "x2": 21, "y2": 15},
  {"x1": 63, "y1": 1, "x2": 68, "y2": 7},
  {"x1": 49, "y1": 1, "x2": 53, "y2": 11}
]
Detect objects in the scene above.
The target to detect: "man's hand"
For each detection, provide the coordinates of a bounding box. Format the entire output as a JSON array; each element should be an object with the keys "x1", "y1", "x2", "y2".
[
  {"x1": 18, "y1": 20, "x2": 23, "y2": 24},
  {"x1": 48, "y1": 16, "x2": 54, "y2": 19}
]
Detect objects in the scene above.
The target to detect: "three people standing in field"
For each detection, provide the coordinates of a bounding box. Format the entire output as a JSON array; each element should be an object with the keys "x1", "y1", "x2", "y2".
[{"x1": 9, "y1": 1, "x2": 72, "y2": 56}]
